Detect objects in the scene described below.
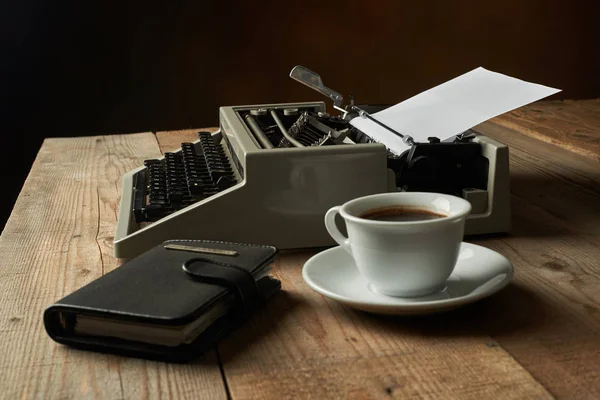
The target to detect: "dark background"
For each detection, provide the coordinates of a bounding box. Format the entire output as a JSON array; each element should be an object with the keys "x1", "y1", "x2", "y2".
[{"x1": 3, "y1": 1, "x2": 600, "y2": 232}]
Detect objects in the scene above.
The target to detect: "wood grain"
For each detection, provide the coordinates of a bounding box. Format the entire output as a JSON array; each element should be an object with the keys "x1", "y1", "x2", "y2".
[
  {"x1": 154, "y1": 106, "x2": 600, "y2": 398},
  {"x1": 470, "y1": 120, "x2": 600, "y2": 399},
  {"x1": 217, "y1": 252, "x2": 552, "y2": 399},
  {"x1": 4, "y1": 99, "x2": 600, "y2": 399},
  {"x1": 492, "y1": 99, "x2": 600, "y2": 161},
  {"x1": 152, "y1": 130, "x2": 550, "y2": 398},
  {"x1": 0, "y1": 133, "x2": 227, "y2": 399}
]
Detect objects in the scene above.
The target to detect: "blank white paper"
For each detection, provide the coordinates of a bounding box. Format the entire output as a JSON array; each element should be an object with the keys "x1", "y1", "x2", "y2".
[{"x1": 350, "y1": 67, "x2": 561, "y2": 154}]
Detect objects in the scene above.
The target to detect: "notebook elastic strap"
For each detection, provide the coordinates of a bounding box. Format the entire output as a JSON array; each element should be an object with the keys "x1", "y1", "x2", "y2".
[{"x1": 182, "y1": 257, "x2": 259, "y2": 316}]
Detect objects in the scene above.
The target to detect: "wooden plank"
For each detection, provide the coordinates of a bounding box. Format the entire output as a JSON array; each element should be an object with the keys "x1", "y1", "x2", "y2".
[
  {"x1": 217, "y1": 252, "x2": 551, "y2": 399},
  {"x1": 152, "y1": 131, "x2": 551, "y2": 398},
  {"x1": 492, "y1": 99, "x2": 600, "y2": 161},
  {"x1": 470, "y1": 121, "x2": 600, "y2": 399},
  {"x1": 0, "y1": 133, "x2": 227, "y2": 399},
  {"x1": 478, "y1": 121, "x2": 600, "y2": 238},
  {"x1": 150, "y1": 112, "x2": 600, "y2": 399}
]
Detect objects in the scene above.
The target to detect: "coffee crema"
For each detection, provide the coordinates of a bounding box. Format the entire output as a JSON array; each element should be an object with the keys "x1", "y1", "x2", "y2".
[{"x1": 359, "y1": 206, "x2": 447, "y2": 222}]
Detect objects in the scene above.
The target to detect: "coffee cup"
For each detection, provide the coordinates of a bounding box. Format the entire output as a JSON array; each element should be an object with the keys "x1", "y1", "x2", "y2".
[{"x1": 324, "y1": 192, "x2": 472, "y2": 297}]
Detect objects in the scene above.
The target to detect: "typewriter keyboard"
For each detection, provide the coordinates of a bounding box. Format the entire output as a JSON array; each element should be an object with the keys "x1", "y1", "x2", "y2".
[{"x1": 133, "y1": 132, "x2": 237, "y2": 222}]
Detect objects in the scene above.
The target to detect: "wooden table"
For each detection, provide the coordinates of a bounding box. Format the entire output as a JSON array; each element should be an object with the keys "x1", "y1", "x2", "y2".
[{"x1": 1, "y1": 100, "x2": 599, "y2": 399}]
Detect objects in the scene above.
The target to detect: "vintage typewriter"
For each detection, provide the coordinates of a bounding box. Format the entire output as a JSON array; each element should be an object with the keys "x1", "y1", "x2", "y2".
[{"x1": 114, "y1": 66, "x2": 510, "y2": 258}]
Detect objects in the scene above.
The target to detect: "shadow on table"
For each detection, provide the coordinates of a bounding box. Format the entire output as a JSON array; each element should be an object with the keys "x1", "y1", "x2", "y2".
[
  {"x1": 500, "y1": 172, "x2": 600, "y2": 239},
  {"x1": 211, "y1": 290, "x2": 298, "y2": 364},
  {"x1": 356, "y1": 281, "x2": 551, "y2": 338}
]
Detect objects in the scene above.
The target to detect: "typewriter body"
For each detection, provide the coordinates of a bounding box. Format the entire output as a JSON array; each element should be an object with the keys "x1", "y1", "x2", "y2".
[{"x1": 114, "y1": 69, "x2": 510, "y2": 258}]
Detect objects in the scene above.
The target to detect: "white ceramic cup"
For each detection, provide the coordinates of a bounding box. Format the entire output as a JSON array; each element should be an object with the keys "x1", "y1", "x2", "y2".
[{"x1": 324, "y1": 192, "x2": 472, "y2": 297}]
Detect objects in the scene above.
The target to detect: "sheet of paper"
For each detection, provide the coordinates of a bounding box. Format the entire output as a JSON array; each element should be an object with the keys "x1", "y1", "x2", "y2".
[{"x1": 350, "y1": 67, "x2": 561, "y2": 154}]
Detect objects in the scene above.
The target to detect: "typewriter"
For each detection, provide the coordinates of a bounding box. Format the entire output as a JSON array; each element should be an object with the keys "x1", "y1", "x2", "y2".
[{"x1": 114, "y1": 66, "x2": 510, "y2": 258}]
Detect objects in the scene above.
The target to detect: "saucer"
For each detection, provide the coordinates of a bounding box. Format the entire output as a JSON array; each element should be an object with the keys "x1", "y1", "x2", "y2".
[{"x1": 302, "y1": 242, "x2": 514, "y2": 315}]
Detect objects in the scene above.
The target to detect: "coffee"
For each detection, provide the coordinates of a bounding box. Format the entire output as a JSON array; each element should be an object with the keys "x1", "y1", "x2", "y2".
[{"x1": 359, "y1": 206, "x2": 447, "y2": 222}]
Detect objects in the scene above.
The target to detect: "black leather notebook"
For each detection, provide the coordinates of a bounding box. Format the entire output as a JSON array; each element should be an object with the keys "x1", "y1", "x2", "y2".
[{"x1": 44, "y1": 240, "x2": 281, "y2": 362}]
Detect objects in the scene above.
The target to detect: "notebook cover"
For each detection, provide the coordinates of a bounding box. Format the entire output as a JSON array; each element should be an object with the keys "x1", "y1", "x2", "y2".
[{"x1": 43, "y1": 239, "x2": 280, "y2": 362}]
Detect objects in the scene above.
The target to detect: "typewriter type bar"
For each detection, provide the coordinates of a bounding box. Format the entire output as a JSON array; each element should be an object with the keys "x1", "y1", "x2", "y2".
[{"x1": 240, "y1": 107, "x2": 356, "y2": 150}]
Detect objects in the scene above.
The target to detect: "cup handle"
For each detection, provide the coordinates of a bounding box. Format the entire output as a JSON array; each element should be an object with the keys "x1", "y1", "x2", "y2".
[{"x1": 324, "y1": 206, "x2": 352, "y2": 255}]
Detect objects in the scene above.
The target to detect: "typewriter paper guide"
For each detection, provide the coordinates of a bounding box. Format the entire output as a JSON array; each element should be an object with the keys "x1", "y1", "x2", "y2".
[{"x1": 350, "y1": 67, "x2": 561, "y2": 154}]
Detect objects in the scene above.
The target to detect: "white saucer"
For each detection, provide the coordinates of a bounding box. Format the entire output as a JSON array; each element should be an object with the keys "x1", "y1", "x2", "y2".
[{"x1": 302, "y1": 242, "x2": 514, "y2": 315}]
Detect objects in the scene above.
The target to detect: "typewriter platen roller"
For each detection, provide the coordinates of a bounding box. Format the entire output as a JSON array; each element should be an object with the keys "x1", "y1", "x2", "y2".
[{"x1": 114, "y1": 68, "x2": 510, "y2": 258}]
